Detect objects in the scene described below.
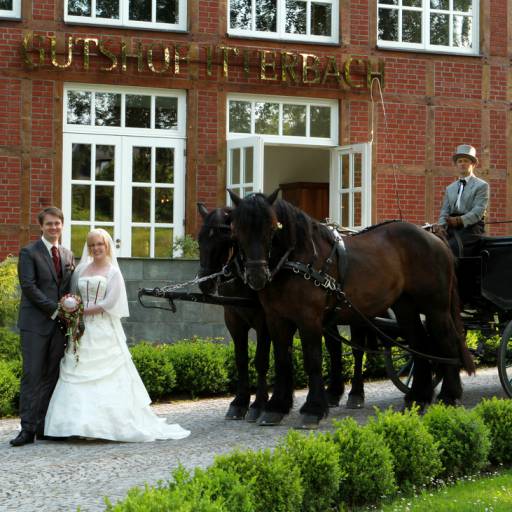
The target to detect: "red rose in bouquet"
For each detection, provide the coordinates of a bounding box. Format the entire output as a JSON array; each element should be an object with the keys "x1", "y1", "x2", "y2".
[{"x1": 59, "y1": 294, "x2": 85, "y2": 363}]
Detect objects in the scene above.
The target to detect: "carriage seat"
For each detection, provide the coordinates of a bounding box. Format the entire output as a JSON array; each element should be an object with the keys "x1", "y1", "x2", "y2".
[{"x1": 479, "y1": 235, "x2": 512, "y2": 249}]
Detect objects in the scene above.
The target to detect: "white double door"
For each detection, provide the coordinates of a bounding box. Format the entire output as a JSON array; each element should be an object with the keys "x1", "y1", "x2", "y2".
[
  {"x1": 227, "y1": 137, "x2": 371, "y2": 229},
  {"x1": 63, "y1": 134, "x2": 185, "y2": 257}
]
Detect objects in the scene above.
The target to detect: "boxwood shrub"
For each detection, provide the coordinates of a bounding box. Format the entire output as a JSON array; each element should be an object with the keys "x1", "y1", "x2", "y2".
[
  {"x1": 474, "y1": 397, "x2": 512, "y2": 465},
  {"x1": 130, "y1": 342, "x2": 176, "y2": 400},
  {"x1": 212, "y1": 448, "x2": 303, "y2": 512},
  {"x1": 0, "y1": 360, "x2": 19, "y2": 417},
  {"x1": 0, "y1": 327, "x2": 21, "y2": 363},
  {"x1": 367, "y1": 407, "x2": 442, "y2": 491},
  {"x1": 277, "y1": 430, "x2": 341, "y2": 512},
  {"x1": 330, "y1": 417, "x2": 396, "y2": 506}
]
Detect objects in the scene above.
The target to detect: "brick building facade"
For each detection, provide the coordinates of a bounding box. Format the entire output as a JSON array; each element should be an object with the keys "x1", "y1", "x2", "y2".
[{"x1": 0, "y1": 0, "x2": 511, "y2": 260}]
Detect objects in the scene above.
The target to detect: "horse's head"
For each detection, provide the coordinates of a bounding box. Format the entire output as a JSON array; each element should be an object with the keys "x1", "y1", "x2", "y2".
[
  {"x1": 229, "y1": 189, "x2": 280, "y2": 291},
  {"x1": 197, "y1": 203, "x2": 233, "y2": 294}
]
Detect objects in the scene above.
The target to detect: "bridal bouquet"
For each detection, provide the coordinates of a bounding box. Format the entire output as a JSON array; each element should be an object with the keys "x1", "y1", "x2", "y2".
[{"x1": 59, "y1": 294, "x2": 85, "y2": 363}]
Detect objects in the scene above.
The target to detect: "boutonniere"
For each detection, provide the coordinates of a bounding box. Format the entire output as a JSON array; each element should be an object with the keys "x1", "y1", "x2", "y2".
[{"x1": 65, "y1": 262, "x2": 75, "y2": 272}]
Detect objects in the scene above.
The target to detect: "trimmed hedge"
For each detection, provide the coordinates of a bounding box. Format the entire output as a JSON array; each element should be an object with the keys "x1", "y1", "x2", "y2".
[
  {"x1": 0, "y1": 360, "x2": 19, "y2": 417},
  {"x1": 0, "y1": 256, "x2": 19, "y2": 328},
  {"x1": 474, "y1": 397, "x2": 512, "y2": 465}
]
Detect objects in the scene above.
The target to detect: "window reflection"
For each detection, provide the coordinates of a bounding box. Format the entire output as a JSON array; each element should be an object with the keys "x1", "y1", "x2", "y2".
[
  {"x1": 95, "y1": 93, "x2": 121, "y2": 126},
  {"x1": 126, "y1": 95, "x2": 151, "y2": 128},
  {"x1": 68, "y1": 0, "x2": 91, "y2": 16},
  {"x1": 67, "y1": 91, "x2": 92, "y2": 125}
]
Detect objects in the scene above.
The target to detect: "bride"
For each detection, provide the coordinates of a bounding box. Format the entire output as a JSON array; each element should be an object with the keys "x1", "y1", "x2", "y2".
[{"x1": 45, "y1": 228, "x2": 190, "y2": 442}]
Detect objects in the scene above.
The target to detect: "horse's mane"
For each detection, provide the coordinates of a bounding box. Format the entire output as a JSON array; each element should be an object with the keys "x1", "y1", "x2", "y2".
[{"x1": 354, "y1": 219, "x2": 403, "y2": 236}]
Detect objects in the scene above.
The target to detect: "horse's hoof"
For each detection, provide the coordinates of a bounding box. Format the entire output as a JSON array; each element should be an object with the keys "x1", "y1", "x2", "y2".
[
  {"x1": 399, "y1": 401, "x2": 428, "y2": 415},
  {"x1": 327, "y1": 395, "x2": 341, "y2": 408},
  {"x1": 435, "y1": 396, "x2": 462, "y2": 407},
  {"x1": 346, "y1": 395, "x2": 365, "y2": 409},
  {"x1": 246, "y1": 407, "x2": 263, "y2": 423},
  {"x1": 297, "y1": 414, "x2": 321, "y2": 430},
  {"x1": 258, "y1": 411, "x2": 285, "y2": 426},
  {"x1": 225, "y1": 405, "x2": 248, "y2": 420}
]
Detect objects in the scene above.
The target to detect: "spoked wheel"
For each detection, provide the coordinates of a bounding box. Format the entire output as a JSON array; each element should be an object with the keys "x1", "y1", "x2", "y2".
[
  {"x1": 497, "y1": 320, "x2": 512, "y2": 397},
  {"x1": 384, "y1": 345, "x2": 442, "y2": 394}
]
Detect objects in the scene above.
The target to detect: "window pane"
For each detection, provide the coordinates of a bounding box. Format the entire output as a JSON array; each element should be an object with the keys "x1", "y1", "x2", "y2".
[
  {"x1": 256, "y1": 0, "x2": 277, "y2": 32},
  {"x1": 95, "y1": 145, "x2": 115, "y2": 181},
  {"x1": 155, "y1": 96, "x2": 178, "y2": 129},
  {"x1": 156, "y1": 148, "x2": 174, "y2": 183},
  {"x1": 430, "y1": 0, "x2": 448, "y2": 9},
  {"x1": 354, "y1": 154, "x2": 362, "y2": 187},
  {"x1": 283, "y1": 104, "x2": 306, "y2": 136},
  {"x1": 129, "y1": 0, "x2": 151, "y2": 21},
  {"x1": 126, "y1": 95, "x2": 151, "y2": 128},
  {"x1": 286, "y1": 0, "x2": 306, "y2": 34},
  {"x1": 430, "y1": 13, "x2": 449, "y2": 45},
  {"x1": 72, "y1": 185, "x2": 90, "y2": 220},
  {"x1": 230, "y1": 0, "x2": 252, "y2": 29},
  {"x1": 132, "y1": 187, "x2": 150, "y2": 222},
  {"x1": 402, "y1": 10, "x2": 422, "y2": 43},
  {"x1": 72, "y1": 143, "x2": 91, "y2": 180},
  {"x1": 340, "y1": 193, "x2": 349, "y2": 226},
  {"x1": 71, "y1": 225, "x2": 89, "y2": 255},
  {"x1": 311, "y1": 3, "x2": 331, "y2": 36},
  {"x1": 255, "y1": 102, "x2": 279, "y2": 135},
  {"x1": 155, "y1": 188, "x2": 173, "y2": 223},
  {"x1": 353, "y1": 192, "x2": 362, "y2": 226},
  {"x1": 379, "y1": 0, "x2": 397, "y2": 4},
  {"x1": 68, "y1": 0, "x2": 91, "y2": 16},
  {"x1": 244, "y1": 147, "x2": 253, "y2": 183},
  {"x1": 453, "y1": 15, "x2": 472, "y2": 47},
  {"x1": 454, "y1": 0, "x2": 472, "y2": 12},
  {"x1": 403, "y1": 0, "x2": 421, "y2": 6},
  {"x1": 95, "y1": 185, "x2": 114, "y2": 221},
  {"x1": 67, "y1": 91, "x2": 91, "y2": 125},
  {"x1": 229, "y1": 101, "x2": 251, "y2": 133},
  {"x1": 156, "y1": 0, "x2": 178, "y2": 23},
  {"x1": 0, "y1": 0, "x2": 13, "y2": 8},
  {"x1": 155, "y1": 228, "x2": 173, "y2": 258},
  {"x1": 231, "y1": 148, "x2": 240, "y2": 184},
  {"x1": 95, "y1": 92, "x2": 121, "y2": 126},
  {"x1": 310, "y1": 106, "x2": 330, "y2": 138},
  {"x1": 378, "y1": 8, "x2": 398, "y2": 41},
  {"x1": 132, "y1": 147, "x2": 151, "y2": 182},
  {"x1": 132, "y1": 227, "x2": 150, "y2": 257},
  {"x1": 341, "y1": 154, "x2": 349, "y2": 188},
  {"x1": 96, "y1": 0, "x2": 119, "y2": 18}
]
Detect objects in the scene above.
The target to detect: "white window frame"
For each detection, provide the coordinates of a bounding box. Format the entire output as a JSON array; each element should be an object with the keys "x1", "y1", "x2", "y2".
[
  {"x1": 0, "y1": 0, "x2": 21, "y2": 19},
  {"x1": 329, "y1": 143, "x2": 372, "y2": 229},
  {"x1": 227, "y1": 0, "x2": 339, "y2": 44},
  {"x1": 377, "y1": 0, "x2": 479, "y2": 55},
  {"x1": 64, "y1": 0, "x2": 187, "y2": 31},
  {"x1": 62, "y1": 84, "x2": 186, "y2": 258},
  {"x1": 227, "y1": 93, "x2": 338, "y2": 147}
]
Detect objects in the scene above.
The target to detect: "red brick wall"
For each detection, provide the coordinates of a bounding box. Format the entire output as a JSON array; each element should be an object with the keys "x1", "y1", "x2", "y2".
[
  {"x1": 0, "y1": 79, "x2": 21, "y2": 147},
  {"x1": 0, "y1": 156, "x2": 21, "y2": 224}
]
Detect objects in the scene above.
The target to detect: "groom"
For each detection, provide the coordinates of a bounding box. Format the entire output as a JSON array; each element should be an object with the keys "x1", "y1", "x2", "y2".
[{"x1": 10, "y1": 207, "x2": 74, "y2": 446}]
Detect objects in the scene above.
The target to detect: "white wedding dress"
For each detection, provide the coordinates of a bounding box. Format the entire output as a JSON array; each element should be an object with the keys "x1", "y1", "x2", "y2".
[{"x1": 45, "y1": 273, "x2": 190, "y2": 442}]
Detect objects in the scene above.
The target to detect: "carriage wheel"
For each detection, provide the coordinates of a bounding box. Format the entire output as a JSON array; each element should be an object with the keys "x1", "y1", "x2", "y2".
[
  {"x1": 497, "y1": 320, "x2": 512, "y2": 398},
  {"x1": 384, "y1": 346, "x2": 442, "y2": 394}
]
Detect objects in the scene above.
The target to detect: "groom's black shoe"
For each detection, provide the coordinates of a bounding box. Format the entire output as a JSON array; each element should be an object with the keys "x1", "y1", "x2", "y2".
[{"x1": 9, "y1": 430, "x2": 35, "y2": 447}]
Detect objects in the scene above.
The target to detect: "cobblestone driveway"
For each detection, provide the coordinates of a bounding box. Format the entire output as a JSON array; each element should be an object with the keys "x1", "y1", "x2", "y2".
[{"x1": 0, "y1": 367, "x2": 506, "y2": 512}]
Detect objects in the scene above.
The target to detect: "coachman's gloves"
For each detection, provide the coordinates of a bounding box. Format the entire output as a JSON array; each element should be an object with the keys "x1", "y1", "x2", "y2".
[{"x1": 446, "y1": 216, "x2": 464, "y2": 229}]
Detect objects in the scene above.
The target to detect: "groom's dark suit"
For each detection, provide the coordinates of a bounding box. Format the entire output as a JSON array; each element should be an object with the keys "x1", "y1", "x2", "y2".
[{"x1": 17, "y1": 239, "x2": 74, "y2": 434}]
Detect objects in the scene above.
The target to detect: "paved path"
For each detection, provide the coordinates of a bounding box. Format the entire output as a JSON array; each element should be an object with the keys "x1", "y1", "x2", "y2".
[{"x1": 0, "y1": 367, "x2": 507, "y2": 512}]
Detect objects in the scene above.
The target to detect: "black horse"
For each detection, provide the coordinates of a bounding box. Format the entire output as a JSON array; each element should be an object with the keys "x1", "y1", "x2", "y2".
[
  {"x1": 228, "y1": 190, "x2": 474, "y2": 428},
  {"x1": 197, "y1": 203, "x2": 380, "y2": 418}
]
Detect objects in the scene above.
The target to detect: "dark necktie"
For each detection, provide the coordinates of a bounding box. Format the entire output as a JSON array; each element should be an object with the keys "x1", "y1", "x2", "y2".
[
  {"x1": 459, "y1": 178, "x2": 466, "y2": 191},
  {"x1": 51, "y1": 246, "x2": 62, "y2": 280}
]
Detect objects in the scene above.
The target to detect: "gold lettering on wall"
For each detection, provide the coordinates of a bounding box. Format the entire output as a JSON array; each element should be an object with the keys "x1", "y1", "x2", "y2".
[
  {"x1": 98, "y1": 40, "x2": 118, "y2": 72},
  {"x1": 75, "y1": 38, "x2": 98, "y2": 71},
  {"x1": 300, "y1": 53, "x2": 321, "y2": 85},
  {"x1": 121, "y1": 40, "x2": 144, "y2": 72},
  {"x1": 281, "y1": 52, "x2": 299, "y2": 83},
  {"x1": 259, "y1": 50, "x2": 278, "y2": 81},
  {"x1": 218, "y1": 46, "x2": 239, "y2": 78},
  {"x1": 50, "y1": 36, "x2": 73, "y2": 69}
]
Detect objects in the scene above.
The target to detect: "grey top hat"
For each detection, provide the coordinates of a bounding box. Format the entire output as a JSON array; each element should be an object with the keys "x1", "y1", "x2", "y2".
[{"x1": 453, "y1": 144, "x2": 478, "y2": 164}]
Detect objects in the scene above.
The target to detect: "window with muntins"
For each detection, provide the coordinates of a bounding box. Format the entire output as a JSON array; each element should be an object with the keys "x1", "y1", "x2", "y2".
[
  {"x1": 377, "y1": 0, "x2": 479, "y2": 54},
  {"x1": 228, "y1": 0, "x2": 338, "y2": 43},
  {"x1": 0, "y1": 0, "x2": 21, "y2": 19},
  {"x1": 64, "y1": 0, "x2": 187, "y2": 31}
]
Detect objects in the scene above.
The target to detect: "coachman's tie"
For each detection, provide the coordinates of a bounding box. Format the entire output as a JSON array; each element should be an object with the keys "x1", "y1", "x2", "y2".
[{"x1": 51, "y1": 246, "x2": 62, "y2": 281}]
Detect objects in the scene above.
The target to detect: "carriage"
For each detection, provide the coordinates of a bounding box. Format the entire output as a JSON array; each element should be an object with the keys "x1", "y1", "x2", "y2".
[{"x1": 382, "y1": 234, "x2": 512, "y2": 397}]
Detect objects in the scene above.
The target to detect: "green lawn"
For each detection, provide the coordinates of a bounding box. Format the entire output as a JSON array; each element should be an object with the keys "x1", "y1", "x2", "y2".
[{"x1": 369, "y1": 469, "x2": 512, "y2": 511}]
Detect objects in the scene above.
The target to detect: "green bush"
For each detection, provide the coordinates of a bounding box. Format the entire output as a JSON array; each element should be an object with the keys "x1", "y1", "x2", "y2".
[
  {"x1": 0, "y1": 360, "x2": 19, "y2": 416},
  {"x1": 367, "y1": 407, "x2": 442, "y2": 491},
  {"x1": 164, "y1": 340, "x2": 230, "y2": 397},
  {"x1": 422, "y1": 403, "x2": 491, "y2": 478},
  {"x1": 172, "y1": 234, "x2": 199, "y2": 259},
  {"x1": 0, "y1": 257, "x2": 19, "y2": 328},
  {"x1": 330, "y1": 417, "x2": 396, "y2": 506},
  {"x1": 474, "y1": 397, "x2": 512, "y2": 465},
  {"x1": 213, "y1": 448, "x2": 303, "y2": 512},
  {"x1": 277, "y1": 430, "x2": 341, "y2": 512},
  {"x1": 130, "y1": 342, "x2": 176, "y2": 400},
  {"x1": 224, "y1": 341, "x2": 259, "y2": 392},
  {"x1": 466, "y1": 330, "x2": 500, "y2": 367},
  {"x1": 0, "y1": 327, "x2": 21, "y2": 363}
]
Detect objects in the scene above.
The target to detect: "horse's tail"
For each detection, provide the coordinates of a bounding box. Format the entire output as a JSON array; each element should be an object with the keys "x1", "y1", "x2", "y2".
[{"x1": 450, "y1": 272, "x2": 476, "y2": 375}]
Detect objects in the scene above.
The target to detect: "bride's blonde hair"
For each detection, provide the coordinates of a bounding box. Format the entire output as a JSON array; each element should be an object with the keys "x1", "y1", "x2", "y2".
[{"x1": 87, "y1": 228, "x2": 112, "y2": 260}]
